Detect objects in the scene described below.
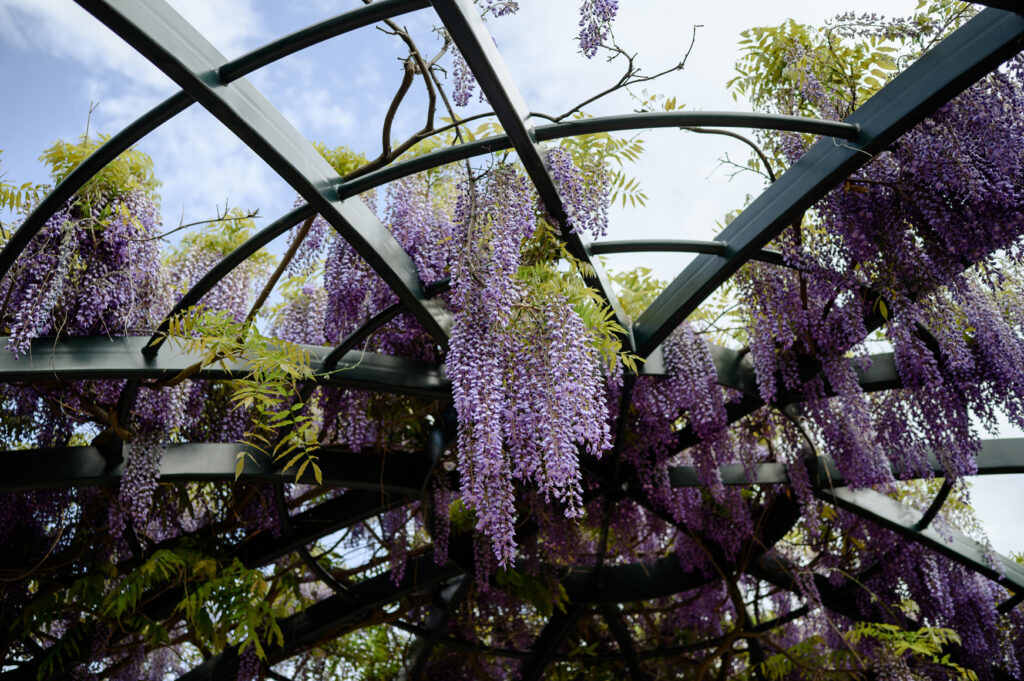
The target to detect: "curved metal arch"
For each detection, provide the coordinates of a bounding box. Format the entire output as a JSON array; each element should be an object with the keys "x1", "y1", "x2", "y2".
[
  {"x1": 74, "y1": 0, "x2": 452, "y2": 347},
  {"x1": 816, "y1": 483, "x2": 1024, "y2": 594},
  {"x1": 589, "y1": 239, "x2": 785, "y2": 267},
  {"x1": 397, "y1": 576, "x2": 472, "y2": 680},
  {"x1": 631, "y1": 8, "x2": 1024, "y2": 358},
  {"x1": 338, "y1": 111, "x2": 862, "y2": 197},
  {"x1": 0, "y1": 0, "x2": 430, "y2": 291}
]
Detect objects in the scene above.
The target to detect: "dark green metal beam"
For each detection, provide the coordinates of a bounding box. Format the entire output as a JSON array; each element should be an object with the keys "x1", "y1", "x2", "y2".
[
  {"x1": 517, "y1": 605, "x2": 587, "y2": 681},
  {"x1": 588, "y1": 239, "x2": 783, "y2": 265},
  {"x1": 339, "y1": 111, "x2": 865, "y2": 197},
  {"x1": 668, "y1": 438, "x2": 1024, "y2": 487},
  {"x1": 816, "y1": 483, "x2": 1024, "y2": 593},
  {"x1": 0, "y1": 335, "x2": 449, "y2": 398},
  {"x1": 0, "y1": 443, "x2": 431, "y2": 495},
  {"x1": 398, "y1": 576, "x2": 472, "y2": 680}
]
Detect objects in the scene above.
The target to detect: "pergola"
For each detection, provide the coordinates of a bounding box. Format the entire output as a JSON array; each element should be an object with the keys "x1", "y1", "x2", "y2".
[{"x1": 3, "y1": 1, "x2": 1024, "y2": 679}]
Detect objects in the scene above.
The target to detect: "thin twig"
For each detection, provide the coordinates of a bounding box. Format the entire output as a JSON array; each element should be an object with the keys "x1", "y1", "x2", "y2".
[{"x1": 129, "y1": 210, "x2": 260, "y2": 243}]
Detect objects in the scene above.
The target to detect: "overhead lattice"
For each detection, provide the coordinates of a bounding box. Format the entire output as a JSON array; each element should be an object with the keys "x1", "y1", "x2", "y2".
[{"x1": 2, "y1": 1, "x2": 1024, "y2": 679}]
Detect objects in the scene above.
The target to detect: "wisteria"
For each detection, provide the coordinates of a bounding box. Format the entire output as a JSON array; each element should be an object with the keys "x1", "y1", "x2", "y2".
[{"x1": 577, "y1": 0, "x2": 619, "y2": 58}]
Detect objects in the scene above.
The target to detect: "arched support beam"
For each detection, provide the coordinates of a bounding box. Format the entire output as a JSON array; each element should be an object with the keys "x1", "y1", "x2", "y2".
[
  {"x1": 165, "y1": 106, "x2": 876, "y2": 359},
  {"x1": 667, "y1": 439, "x2": 1024, "y2": 488},
  {"x1": 398, "y1": 576, "x2": 472, "y2": 680},
  {"x1": 631, "y1": 8, "x2": 1024, "y2": 357},
  {"x1": 339, "y1": 111, "x2": 861, "y2": 198},
  {"x1": 75, "y1": 0, "x2": 452, "y2": 346},
  {"x1": 599, "y1": 604, "x2": 652, "y2": 681},
  {"x1": 517, "y1": 605, "x2": 588, "y2": 681},
  {"x1": 589, "y1": 240, "x2": 785, "y2": 267}
]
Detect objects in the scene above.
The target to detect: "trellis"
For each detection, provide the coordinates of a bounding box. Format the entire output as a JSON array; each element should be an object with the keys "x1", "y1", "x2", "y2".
[{"x1": 3, "y1": 1, "x2": 1024, "y2": 679}]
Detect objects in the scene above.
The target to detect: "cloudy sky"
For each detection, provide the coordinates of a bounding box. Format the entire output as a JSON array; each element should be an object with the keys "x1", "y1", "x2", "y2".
[{"x1": 1, "y1": 0, "x2": 1022, "y2": 554}]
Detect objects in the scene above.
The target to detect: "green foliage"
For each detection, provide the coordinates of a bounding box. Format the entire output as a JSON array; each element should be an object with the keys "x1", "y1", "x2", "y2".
[
  {"x1": 0, "y1": 151, "x2": 48, "y2": 216},
  {"x1": 314, "y1": 625, "x2": 406, "y2": 680},
  {"x1": 756, "y1": 613, "x2": 977, "y2": 680},
  {"x1": 730, "y1": 20, "x2": 896, "y2": 118},
  {"x1": 610, "y1": 266, "x2": 666, "y2": 322},
  {"x1": 729, "y1": 1, "x2": 973, "y2": 121},
  {"x1": 519, "y1": 219, "x2": 641, "y2": 373},
  {"x1": 161, "y1": 307, "x2": 322, "y2": 485},
  {"x1": 448, "y1": 497, "x2": 478, "y2": 534},
  {"x1": 25, "y1": 548, "x2": 289, "y2": 677},
  {"x1": 38, "y1": 134, "x2": 160, "y2": 210},
  {"x1": 311, "y1": 141, "x2": 369, "y2": 178}
]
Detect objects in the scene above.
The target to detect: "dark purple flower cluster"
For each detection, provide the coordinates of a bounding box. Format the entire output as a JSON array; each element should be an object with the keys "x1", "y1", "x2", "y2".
[{"x1": 447, "y1": 164, "x2": 611, "y2": 566}]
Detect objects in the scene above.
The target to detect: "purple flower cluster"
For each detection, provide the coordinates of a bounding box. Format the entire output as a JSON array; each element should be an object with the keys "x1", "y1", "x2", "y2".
[
  {"x1": 547, "y1": 146, "x2": 611, "y2": 238},
  {"x1": 451, "y1": 49, "x2": 476, "y2": 108},
  {"x1": 447, "y1": 164, "x2": 611, "y2": 566},
  {"x1": 577, "y1": 0, "x2": 618, "y2": 58}
]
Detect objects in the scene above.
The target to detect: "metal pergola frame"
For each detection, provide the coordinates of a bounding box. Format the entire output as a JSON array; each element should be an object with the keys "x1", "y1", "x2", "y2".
[{"x1": 2, "y1": 1, "x2": 1024, "y2": 679}]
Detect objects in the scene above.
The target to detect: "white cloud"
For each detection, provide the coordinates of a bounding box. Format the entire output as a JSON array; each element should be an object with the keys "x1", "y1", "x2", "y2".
[
  {"x1": 0, "y1": 0, "x2": 170, "y2": 89},
  {"x1": 138, "y1": 106, "x2": 291, "y2": 227},
  {"x1": 282, "y1": 87, "x2": 357, "y2": 141},
  {"x1": 167, "y1": 0, "x2": 265, "y2": 59},
  {"x1": 0, "y1": 0, "x2": 265, "y2": 91}
]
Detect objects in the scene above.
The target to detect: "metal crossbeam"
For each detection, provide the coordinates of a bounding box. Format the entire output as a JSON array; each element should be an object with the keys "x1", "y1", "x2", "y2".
[
  {"x1": 668, "y1": 439, "x2": 1024, "y2": 487},
  {"x1": 0, "y1": 443, "x2": 431, "y2": 495},
  {"x1": 599, "y1": 605, "x2": 650, "y2": 681},
  {"x1": 232, "y1": 490, "x2": 411, "y2": 568},
  {"x1": 631, "y1": 8, "x2": 1024, "y2": 357},
  {"x1": 398, "y1": 576, "x2": 471, "y2": 680},
  {"x1": 518, "y1": 605, "x2": 587, "y2": 681},
  {"x1": 75, "y1": 0, "x2": 452, "y2": 345},
  {"x1": 0, "y1": 335, "x2": 448, "y2": 398},
  {"x1": 340, "y1": 111, "x2": 861, "y2": 196},
  {"x1": 589, "y1": 240, "x2": 785, "y2": 267}
]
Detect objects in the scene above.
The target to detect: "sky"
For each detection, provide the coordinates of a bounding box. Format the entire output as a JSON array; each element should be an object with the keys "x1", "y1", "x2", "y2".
[{"x1": 1, "y1": 0, "x2": 1022, "y2": 555}]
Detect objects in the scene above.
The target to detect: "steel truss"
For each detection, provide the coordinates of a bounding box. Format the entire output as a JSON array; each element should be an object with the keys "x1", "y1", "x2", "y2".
[{"x1": 1, "y1": 1, "x2": 1023, "y2": 679}]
